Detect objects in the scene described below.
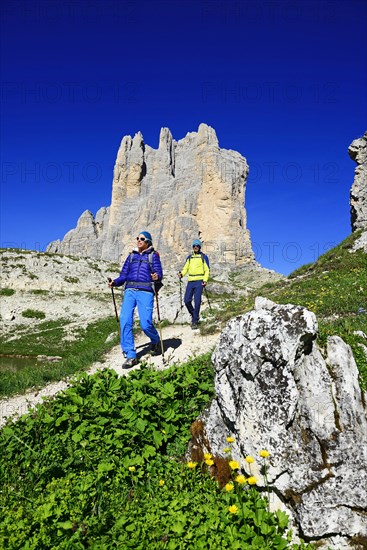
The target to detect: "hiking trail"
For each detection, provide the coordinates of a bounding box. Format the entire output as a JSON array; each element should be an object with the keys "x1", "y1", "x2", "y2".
[{"x1": 0, "y1": 325, "x2": 219, "y2": 427}]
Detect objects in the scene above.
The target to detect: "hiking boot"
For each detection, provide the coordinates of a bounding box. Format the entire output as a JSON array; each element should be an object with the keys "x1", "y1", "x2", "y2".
[
  {"x1": 191, "y1": 322, "x2": 199, "y2": 330},
  {"x1": 122, "y1": 357, "x2": 138, "y2": 369},
  {"x1": 150, "y1": 341, "x2": 161, "y2": 356}
]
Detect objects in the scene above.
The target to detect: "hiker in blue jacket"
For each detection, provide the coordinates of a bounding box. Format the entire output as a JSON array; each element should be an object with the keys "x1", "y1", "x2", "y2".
[
  {"x1": 178, "y1": 239, "x2": 210, "y2": 329},
  {"x1": 108, "y1": 231, "x2": 163, "y2": 369}
]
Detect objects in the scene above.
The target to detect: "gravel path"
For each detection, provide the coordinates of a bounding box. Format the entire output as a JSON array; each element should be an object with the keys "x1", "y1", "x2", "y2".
[{"x1": 0, "y1": 325, "x2": 219, "y2": 427}]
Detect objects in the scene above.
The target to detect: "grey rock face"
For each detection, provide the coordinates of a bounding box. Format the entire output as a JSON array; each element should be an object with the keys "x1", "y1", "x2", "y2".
[
  {"x1": 352, "y1": 229, "x2": 367, "y2": 252},
  {"x1": 349, "y1": 131, "x2": 367, "y2": 231},
  {"x1": 47, "y1": 207, "x2": 110, "y2": 258},
  {"x1": 47, "y1": 124, "x2": 254, "y2": 269},
  {"x1": 192, "y1": 297, "x2": 367, "y2": 548}
]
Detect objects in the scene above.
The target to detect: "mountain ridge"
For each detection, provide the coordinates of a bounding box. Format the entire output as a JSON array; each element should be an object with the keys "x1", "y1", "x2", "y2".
[{"x1": 47, "y1": 123, "x2": 254, "y2": 269}]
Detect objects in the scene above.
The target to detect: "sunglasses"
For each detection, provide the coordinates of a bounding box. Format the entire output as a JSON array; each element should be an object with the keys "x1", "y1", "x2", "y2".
[{"x1": 136, "y1": 236, "x2": 146, "y2": 241}]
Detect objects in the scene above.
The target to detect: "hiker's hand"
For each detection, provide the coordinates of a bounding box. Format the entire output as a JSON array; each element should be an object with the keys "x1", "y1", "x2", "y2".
[
  {"x1": 178, "y1": 272, "x2": 182, "y2": 279},
  {"x1": 202, "y1": 281, "x2": 207, "y2": 287},
  {"x1": 108, "y1": 279, "x2": 114, "y2": 288},
  {"x1": 151, "y1": 272, "x2": 158, "y2": 281}
]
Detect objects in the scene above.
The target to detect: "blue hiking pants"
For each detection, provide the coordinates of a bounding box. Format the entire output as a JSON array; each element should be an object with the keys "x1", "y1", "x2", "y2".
[
  {"x1": 120, "y1": 289, "x2": 160, "y2": 359},
  {"x1": 184, "y1": 280, "x2": 203, "y2": 324}
]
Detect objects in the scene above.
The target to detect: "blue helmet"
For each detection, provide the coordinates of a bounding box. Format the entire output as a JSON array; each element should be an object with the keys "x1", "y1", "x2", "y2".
[{"x1": 192, "y1": 239, "x2": 202, "y2": 248}]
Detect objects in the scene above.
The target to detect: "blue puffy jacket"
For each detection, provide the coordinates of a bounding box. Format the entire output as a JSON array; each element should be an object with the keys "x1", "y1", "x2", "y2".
[{"x1": 113, "y1": 247, "x2": 163, "y2": 292}]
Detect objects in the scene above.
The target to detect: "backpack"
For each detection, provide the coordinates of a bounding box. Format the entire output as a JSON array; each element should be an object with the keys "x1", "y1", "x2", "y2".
[{"x1": 187, "y1": 252, "x2": 210, "y2": 274}]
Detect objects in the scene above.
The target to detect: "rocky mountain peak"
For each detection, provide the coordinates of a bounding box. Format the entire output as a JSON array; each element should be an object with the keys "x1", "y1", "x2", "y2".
[
  {"x1": 159, "y1": 126, "x2": 173, "y2": 146},
  {"x1": 47, "y1": 124, "x2": 254, "y2": 269},
  {"x1": 349, "y1": 131, "x2": 367, "y2": 231},
  {"x1": 197, "y1": 122, "x2": 219, "y2": 146}
]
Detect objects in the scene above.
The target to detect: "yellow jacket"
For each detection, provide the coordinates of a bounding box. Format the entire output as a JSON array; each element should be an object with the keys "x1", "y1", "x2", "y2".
[{"x1": 181, "y1": 252, "x2": 210, "y2": 282}]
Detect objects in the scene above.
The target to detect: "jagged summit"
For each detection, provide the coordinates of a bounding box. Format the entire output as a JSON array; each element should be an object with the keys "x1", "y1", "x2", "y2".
[
  {"x1": 349, "y1": 131, "x2": 367, "y2": 231},
  {"x1": 47, "y1": 124, "x2": 254, "y2": 268}
]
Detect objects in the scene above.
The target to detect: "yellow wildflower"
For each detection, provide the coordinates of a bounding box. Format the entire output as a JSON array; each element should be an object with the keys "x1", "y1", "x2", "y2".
[
  {"x1": 229, "y1": 504, "x2": 238, "y2": 514},
  {"x1": 205, "y1": 459, "x2": 214, "y2": 466},
  {"x1": 247, "y1": 476, "x2": 257, "y2": 485},
  {"x1": 159, "y1": 479, "x2": 165, "y2": 486},
  {"x1": 225, "y1": 482, "x2": 234, "y2": 492},
  {"x1": 223, "y1": 447, "x2": 231, "y2": 453},
  {"x1": 128, "y1": 466, "x2": 136, "y2": 472},
  {"x1": 235, "y1": 474, "x2": 246, "y2": 484},
  {"x1": 229, "y1": 460, "x2": 240, "y2": 470},
  {"x1": 187, "y1": 461, "x2": 197, "y2": 469},
  {"x1": 226, "y1": 436, "x2": 235, "y2": 443},
  {"x1": 203, "y1": 453, "x2": 212, "y2": 460},
  {"x1": 259, "y1": 449, "x2": 270, "y2": 458},
  {"x1": 245, "y1": 455, "x2": 254, "y2": 463}
]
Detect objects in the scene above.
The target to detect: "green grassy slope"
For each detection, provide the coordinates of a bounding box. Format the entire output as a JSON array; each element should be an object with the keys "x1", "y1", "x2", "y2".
[
  {"x1": 204, "y1": 231, "x2": 367, "y2": 389},
  {"x1": 0, "y1": 317, "x2": 119, "y2": 398}
]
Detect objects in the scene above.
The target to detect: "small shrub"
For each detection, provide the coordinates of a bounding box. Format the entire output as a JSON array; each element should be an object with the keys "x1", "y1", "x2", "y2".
[
  {"x1": 159, "y1": 319, "x2": 172, "y2": 328},
  {"x1": 0, "y1": 288, "x2": 15, "y2": 297},
  {"x1": 64, "y1": 276, "x2": 80, "y2": 284},
  {"x1": 21, "y1": 309, "x2": 46, "y2": 320}
]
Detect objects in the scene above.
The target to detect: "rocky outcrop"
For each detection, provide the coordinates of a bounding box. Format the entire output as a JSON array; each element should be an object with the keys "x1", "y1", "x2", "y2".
[
  {"x1": 190, "y1": 297, "x2": 367, "y2": 549},
  {"x1": 47, "y1": 207, "x2": 110, "y2": 260},
  {"x1": 47, "y1": 124, "x2": 254, "y2": 269},
  {"x1": 349, "y1": 131, "x2": 367, "y2": 231}
]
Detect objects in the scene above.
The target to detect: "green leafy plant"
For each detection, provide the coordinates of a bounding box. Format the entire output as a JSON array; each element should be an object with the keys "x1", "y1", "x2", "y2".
[
  {"x1": 0, "y1": 355, "x2": 312, "y2": 549},
  {"x1": 64, "y1": 276, "x2": 80, "y2": 284},
  {"x1": 21, "y1": 309, "x2": 46, "y2": 319},
  {"x1": 0, "y1": 288, "x2": 15, "y2": 296}
]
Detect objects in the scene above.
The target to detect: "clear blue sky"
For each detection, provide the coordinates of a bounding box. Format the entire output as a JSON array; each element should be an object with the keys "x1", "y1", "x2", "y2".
[{"x1": 1, "y1": 0, "x2": 366, "y2": 275}]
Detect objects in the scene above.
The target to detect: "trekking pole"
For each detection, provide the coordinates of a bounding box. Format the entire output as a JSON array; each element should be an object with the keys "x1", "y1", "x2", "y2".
[
  {"x1": 179, "y1": 278, "x2": 184, "y2": 323},
  {"x1": 108, "y1": 278, "x2": 121, "y2": 338},
  {"x1": 204, "y1": 286, "x2": 212, "y2": 311},
  {"x1": 179, "y1": 279, "x2": 183, "y2": 310},
  {"x1": 153, "y1": 286, "x2": 165, "y2": 363}
]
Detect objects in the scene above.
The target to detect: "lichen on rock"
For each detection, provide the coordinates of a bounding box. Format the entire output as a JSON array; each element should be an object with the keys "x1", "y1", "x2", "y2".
[{"x1": 190, "y1": 297, "x2": 367, "y2": 549}]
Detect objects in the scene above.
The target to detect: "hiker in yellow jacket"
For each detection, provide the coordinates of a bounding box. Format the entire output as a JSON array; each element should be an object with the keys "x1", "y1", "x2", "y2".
[{"x1": 178, "y1": 239, "x2": 210, "y2": 329}]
